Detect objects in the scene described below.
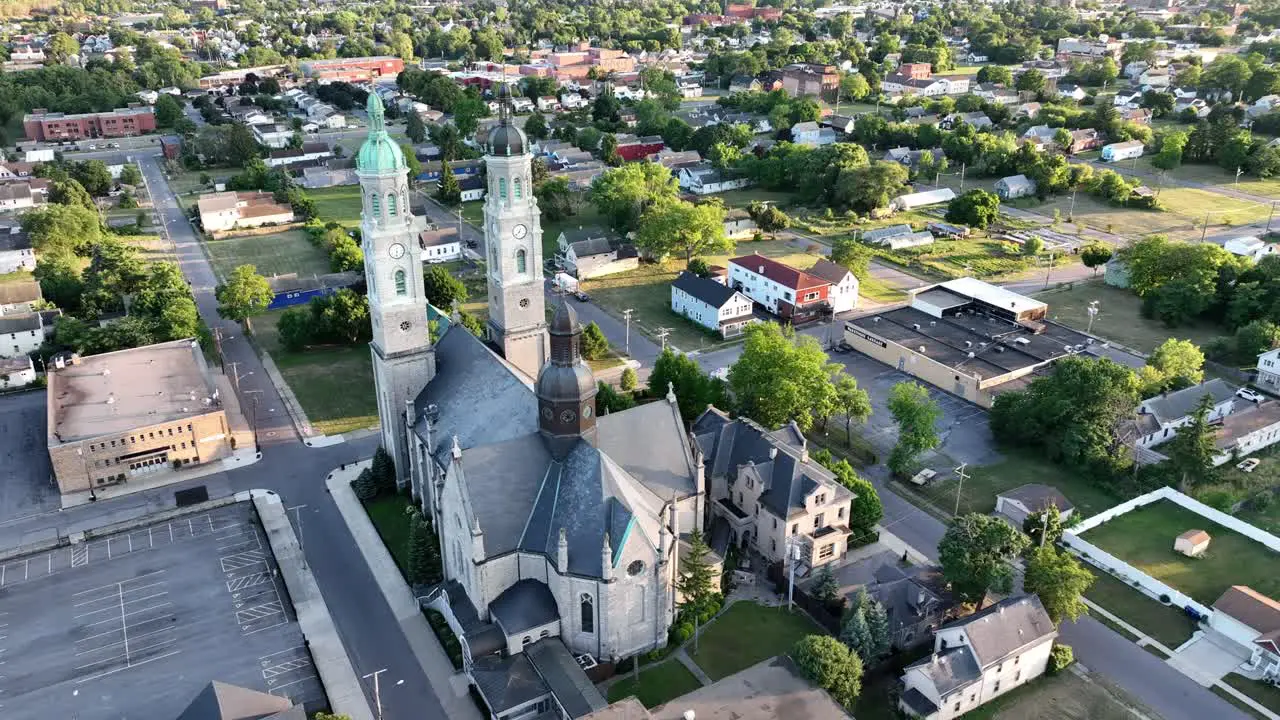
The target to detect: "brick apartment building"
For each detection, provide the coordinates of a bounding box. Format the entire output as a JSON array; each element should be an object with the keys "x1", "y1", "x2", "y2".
[
  {"x1": 24, "y1": 106, "x2": 157, "y2": 142},
  {"x1": 728, "y1": 253, "x2": 831, "y2": 324},
  {"x1": 780, "y1": 63, "x2": 840, "y2": 99},
  {"x1": 299, "y1": 56, "x2": 405, "y2": 82}
]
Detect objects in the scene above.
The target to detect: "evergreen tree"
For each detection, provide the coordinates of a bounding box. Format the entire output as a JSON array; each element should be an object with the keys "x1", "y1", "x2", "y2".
[
  {"x1": 353, "y1": 468, "x2": 378, "y2": 501},
  {"x1": 863, "y1": 597, "x2": 890, "y2": 661},
  {"x1": 437, "y1": 161, "x2": 461, "y2": 205},
  {"x1": 813, "y1": 565, "x2": 840, "y2": 605},
  {"x1": 406, "y1": 112, "x2": 427, "y2": 143},
  {"x1": 839, "y1": 602, "x2": 872, "y2": 658},
  {"x1": 620, "y1": 367, "x2": 638, "y2": 392},
  {"x1": 676, "y1": 530, "x2": 716, "y2": 612},
  {"x1": 1165, "y1": 395, "x2": 1219, "y2": 491},
  {"x1": 581, "y1": 321, "x2": 610, "y2": 360},
  {"x1": 407, "y1": 511, "x2": 443, "y2": 585},
  {"x1": 371, "y1": 447, "x2": 397, "y2": 495}
]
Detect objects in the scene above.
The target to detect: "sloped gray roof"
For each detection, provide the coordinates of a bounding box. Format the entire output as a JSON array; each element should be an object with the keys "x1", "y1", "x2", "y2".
[
  {"x1": 527, "y1": 638, "x2": 608, "y2": 718},
  {"x1": 806, "y1": 260, "x2": 853, "y2": 285},
  {"x1": 906, "y1": 645, "x2": 981, "y2": 695},
  {"x1": 951, "y1": 594, "x2": 1057, "y2": 666},
  {"x1": 901, "y1": 687, "x2": 940, "y2": 716},
  {"x1": 176, "y1": 681, "x2": 301, "y2": 720},
  {"x1": 1143, "y1": 378, "x2": 1236, "y2": 424},
  {"x1": 596, "y1": 398, "x2": 697, "y2": 501},
  {"x1": 471, "y1": 652, "x2": 550, "y2": 714},
  {"x1": 571, "y1": 237, "x2": 614, "y2": 258},
  {"x1": 490, "y1": 579, "x2": 561, "y2": 635},
  {"x1": 0, "y1": 312, "x2": 40, "y2": 334},
  {"x1": 672, "y1": 271, "x2": 742, "y2": 310},
  {"x1": 559, "y1": 226, "x2": 611, "y2": 245},
  {"x1": 998, "y1": 483, "x2": 1073, "y2": 513},
  {"x1": 460, "y1": 432, "x2": 553, "y2": 560}
]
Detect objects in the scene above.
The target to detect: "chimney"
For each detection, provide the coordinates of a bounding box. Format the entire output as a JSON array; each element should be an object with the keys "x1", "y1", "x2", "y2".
[{"x1": 768, "y1": 447, "x2": 778, "y2": 459}]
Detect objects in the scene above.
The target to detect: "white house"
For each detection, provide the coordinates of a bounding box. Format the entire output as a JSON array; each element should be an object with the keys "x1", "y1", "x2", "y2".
[
  {"x1": 1225, "y1": 236, "x2": 1278, "y2": 263},
  {"x1": 1134, "y1": 379, "x2": 1238, "y2": 448},
  {"x1": 419, "y1": 227, "x2": 462, "y2": 264},
  {"x1": 727, "y1": 253, "x2": 830, "y2": 324},
  {"x1": 1211, "y1": 401, "x2": 1280, "y2": 466},
  {"x1": 0, "y1": 183, "x2": 40, "y2": 213},
  {"x1": 995, "y1": 174, "x2": 1036, "y2": 200},
  {"x1": 677, "y1": 164, "x2": 752, "y2": 195},
  {"x1": 1139, "y1": 67, "x2": 1171, "y2": 89},
  {"x1": 899, "y1": 595, "x2": 1058, "y2": 720},
  {"x1": 0, "y1": 356, "x2": 36, "y2": 390},
  {"x1": 457, "y1": 176, "x2": 486, "y2": 203},
  {"x1": 0, "y1": 279, "x2": 41, "y2": 316},
  {"x1": 510, "y1": 97, "x2": 535, "y2": 114},
  {"x1": 790, "y1": 121, "x2": 837, "y2": 147},
  {"x1": 264, "y1": 142, "x2": 334, "y2": 168},
  {"x1": 252, "y1": 123, "x2": 296, "y2": 150},
  {"x1": 723, "y1": 208, "x2": 758, "y2": 238},
  {"x1": 1113, "y1": 90, "x2": 1144, "y2": 108},
  {"x1": 0, "y1": 311, "x2": 46, "y2": 359},
  {"x1": 1258, "y1": 348, "x2": 1280, "y2": 393},
  {"x1": 1101, "y1": 140, "x2": 1145, "y2": 162},
  {"x1": 1207, "y1": 586, "x2": 1280, "y2": 682},
  {"x1": 536, "y1": 96, "x2": 561, "y2": 113},
  {"x1": 0, "y1": 226, "x2": 34, "y2": 274},
  {"x1": 1056, "y1": 84, "x2": 1087, "y2": 101},
  {"x1": 196, "y1": 191, "x2": 296, "y2": 233},
  {"x1": 805, "y1": 259, "x2": 858, "y2": 314},
  {"x1": 994, "y1": 484, "x2": 1075, "y2": 526},
  {"x1": 559, "y1": 93, "x2": 589, "y2": 110},
  {"x1": 565, "y1": 237, "x2": 639, "y2": 279},
  {"x1": 670, "y1": 271, "x2": 756, "y2": 338}
]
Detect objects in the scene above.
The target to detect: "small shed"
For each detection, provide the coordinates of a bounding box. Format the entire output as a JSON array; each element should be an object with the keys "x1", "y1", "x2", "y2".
[{"x1": 1175, "y1": 529, "x2": 1211, "y2": 557}]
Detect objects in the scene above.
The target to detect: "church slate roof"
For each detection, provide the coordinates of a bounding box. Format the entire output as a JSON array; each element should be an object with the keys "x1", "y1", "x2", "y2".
[
  {"x1": 490, "y1": 579, "x2": 561, "y2": 634},
  {"x1": 412, "y1": 325, "x2": 538, "y2": 464},
  {"x1": 595, "y1": 399, "x2": 697, "y2": 501},
  {"x1": 471, "y1": 652, "x2": 550, "y2": 714},
  {"x1": 526, "y1": 638, "x2": 609, "y2": 717}
]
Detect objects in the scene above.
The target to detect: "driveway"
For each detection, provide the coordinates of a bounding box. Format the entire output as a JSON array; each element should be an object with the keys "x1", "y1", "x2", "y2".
[{"x1": 1167, "y1": 632, "x2": 1251, "y2": 688}]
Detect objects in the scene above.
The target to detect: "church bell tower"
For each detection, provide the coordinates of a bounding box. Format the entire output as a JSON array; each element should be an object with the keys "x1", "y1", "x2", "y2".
[
  {"x1": 357, "y1": 93, "x2": 434, "y2": 480},
  {"x1": 484, "y1": 87, "x2": 548, "y2": 379}
]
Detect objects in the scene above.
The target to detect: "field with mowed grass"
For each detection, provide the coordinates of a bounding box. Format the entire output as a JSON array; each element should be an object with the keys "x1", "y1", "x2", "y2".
[
  {"x1": 686, "y1": 601, "x2": 821, "y2": 681},
  {"x1": 1036, "y1": 280, "x2": 1224, "y2": 354},
  {"x1": 308, "y1": 185, "x2": 364, "y2": 228},
  {"x1": 252, "y1": 308, "x2": 378, "y2": 436},
  {"x1": 1009, "y1": 188, "x2": 1269, "y2": 242},
  {"x1": 606, "y1": 660, "x2": 703, "y2": 708},
  {"x1": 1083, "y1": 569, "x2": 1198, "y2": 648},
  {"x1": 203, "y1": 229, "x2": 331, "y2": 281},
  {"x1": 1081, "y1": 499, "x2": 1280, "y2": 604}
]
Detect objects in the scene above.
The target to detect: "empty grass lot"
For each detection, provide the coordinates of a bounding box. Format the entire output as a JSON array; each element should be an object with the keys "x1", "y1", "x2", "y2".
[
  {"x1": 204, "y1": 229, "x2": 331, "y2": 281},
  {"x1": 686, "y1": 601, "x2": 821, "y2": 681},
  {"x1": 873, "y1": 236, "x2": 1044, "y2": 280},
  {"x1": 1127, "y1": 156, "x2": 1280, "y2": 201},
  {"x1": 1081, "y1": 499, "x2": 1280, "y2": 604},
  {"x1": 1083, "y1": 569, "x2": 1198, "y2": 648},
  {"x1": 606, "y1": 660, "x2": 703, "y2": 708},
  {"x1": 252, "y1": 308, "x2": 378, "y2": 436},
  {"x1": 1013, "y1": 189, "x2": 1270, "y2": 243},
  {"x1": 1037, "y1": 280, "x2": 1224, "y2": 353},
  {"x1": 960, "y1": 670, "x2": 1149, "y2": 720},
  {"x1": 308, "y1": 185, "x2": 364, "y2": 228},
  {"x1": 907, "y1": 450, "x2": 1120, "y2": 519},
  {"x1": 363, "y1": 493, "x2": 414, "y2": 575}
]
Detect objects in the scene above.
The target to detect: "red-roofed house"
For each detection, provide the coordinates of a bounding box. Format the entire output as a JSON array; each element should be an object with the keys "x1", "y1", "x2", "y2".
[
  {"x1": 727, "y1": 253, "x2": 829, "y2": 323},
  {"x1": 1209, "y1": 585, "x2": 1280, "y2": 681},
  {"x1": 616, "y1": 136, "x2": 666, "y2": 162}
]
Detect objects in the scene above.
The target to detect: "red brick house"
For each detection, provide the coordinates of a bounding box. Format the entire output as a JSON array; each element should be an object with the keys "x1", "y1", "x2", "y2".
[{"x1": 727, "y1": 253, "x2": 830, "y2": 324}]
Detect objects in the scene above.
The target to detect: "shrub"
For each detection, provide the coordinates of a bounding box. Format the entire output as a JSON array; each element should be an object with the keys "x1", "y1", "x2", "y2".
[
  {"x1": 353, "y1": 468, "x2": 378, "y2": 501},
  {"x1": 1249, "y1": 490, "x2": 1274, "y2": 511},
  {"x1": 620, "y1": 367, "x2": 638, "y2": 391},
  {"x1": 670, "y1": 622, "x2": 694, "y2": 645},
  {"x1": 791, "y1": 635, "x2": 864, "y2": 708},
  {"x1": 1047, "y1": 643, "x2": 1074, "y2": 675}
]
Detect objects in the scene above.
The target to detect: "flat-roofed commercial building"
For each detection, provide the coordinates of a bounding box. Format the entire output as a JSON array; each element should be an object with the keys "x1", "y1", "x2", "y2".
[
  {"x1": 844, "y1": 278, "x2": 1095, "y2": 408},
  {"x1": 46, "y1": 339, "x2": 246, "y2": 495}
]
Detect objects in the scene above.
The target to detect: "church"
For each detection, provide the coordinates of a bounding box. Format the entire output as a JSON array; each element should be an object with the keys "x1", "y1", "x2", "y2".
[{"x1": 356, "y1": 92, "x2": 700, "y2": 670}]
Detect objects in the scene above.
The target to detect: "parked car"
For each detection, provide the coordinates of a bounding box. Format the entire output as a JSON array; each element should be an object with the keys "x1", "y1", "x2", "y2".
[
  {"x1": 1238, "y1": 458, "x2": 1262, "y2": 473},
  {"x1": 572, "y1": 291, "x2": 590, "y2": 302},
  {"x1": 1237, "y1": 388, "x2": 1265, "y2": 403}
]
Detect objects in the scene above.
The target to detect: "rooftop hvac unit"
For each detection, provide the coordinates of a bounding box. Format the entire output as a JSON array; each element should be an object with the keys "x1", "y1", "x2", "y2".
[
  {"x1": 968, "y1": 352, "x2": 975, "y2": 358},
  {"x1": 912, "y1": 323, "x2": 921, "y2": 330},
  {"x1": 964, "y1": 341, "x2": 972, "y2": 348},
  {"x1": 918, "y1": 346, "x2": 926, "y2": 353}
]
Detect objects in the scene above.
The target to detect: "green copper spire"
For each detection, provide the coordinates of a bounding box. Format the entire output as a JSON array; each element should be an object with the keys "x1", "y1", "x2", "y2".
[{"x1": 357, "y1": 92, "x2": 406, "y2": 174}]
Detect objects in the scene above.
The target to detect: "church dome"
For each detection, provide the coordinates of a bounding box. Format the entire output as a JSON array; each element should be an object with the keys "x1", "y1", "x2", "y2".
[
  {"x1": 356, "y1": 93, "x2": 406, "y2": 173},
  {"x1": 487, "y1": 120, "x2": 526, "y2": 157},
  {"x1": 537, "y1": 302, "x2": 595, "y2": 401}
]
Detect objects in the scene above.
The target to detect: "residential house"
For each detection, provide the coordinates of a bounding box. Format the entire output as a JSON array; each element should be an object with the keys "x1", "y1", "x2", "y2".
[
  {"x1": 900, "y1": 595, "x2": 1058, "y2": 720},
  {"x1": 565, "y1": 237, "x2": 639, "y2": 279},
  {"x1": 670, "y1": 271, "x2": 755, "y2": 338},
  {"x1": 1224, "y1": 236, "x2": 1277, "y2": 262},
  {"x1": 0, "y1": 182, "x2": 42, "y2": 213},
  {"x1": 0, "y1": 226, "x2": 34, "y2": 274},
  {"x1": 419, "y1": 227, "x2": 462, "y2": 264},
  {"x1": 941, "y1": 112, "x2": 992, "y2": 130},
  {"x1": 780, "y1": 63, "x2": 840, "y2": 98},
  {"x1": 1139, "y1": 67, "x2": 1171, "y2": 89},
  {"x1": 0, "y1": 278, "x2": 41, "y2": 316},
  {"x1": 822, "y1": 115, "x2": 856, "y2": 135},
  {"x1": 727, "y1": 253, "x2": 829, "y2": 324},
  {"x1": 728, "y1": 75, "x2": 763, "y2": 94},
  {"x1": 1175, "y1": 97, "x2": 1211, "y2": 118},
  {"x1": 0, "y1": 356, "x2": 36, "y2": 390},
  {"x1": 809, "y1": 549, "x2": 957, "y2": 651},
  {"x1": 536, "y1": 96, "x2": 561, "y2": 113},
  {"x1": 1112, "y1": 90, "x2": 1144, "y2": 108},
  {"x1": 692, "y1": 409, "x2": 856, "y2": 570},
  {"x1": 995, "y1": 174, "x2": 1036, "y2": 200},
  {"x1": 1101, "y1": 140, "x2": 1145, "y2": 162},
  {"x1": 616, "y1": 136, "x2": 666, "y2": 162},
  {"x1": 1133, "y1": 379, "x2": 1238, "y2": 448},
  {"x1": 1257, "y1": 348, "x2": 1280, "y2": 393},
  {"x1": 722, "y1": 208, "x2": 758, "y2": 238},
  {"x1": 790, "y1": 121, "x2": 838, "y2": 147},
  {"x1": 251, "y1": 123, "x2": 295, "y2": 150},
  {"x1": 1056, "y1": 84, "x2": 1087, "y2": 101},
  {"x1": 1021, "y1": 125, "x2": 1060, "y2": 151},
  {"x1": 556, "y1": 226, "x2": 612, "y2": 255},
  {"x1": 677, "y1": 164, "x2": 751, "y2": 195},
  {"x1": 805, "y1": 259, "x2": 858, "y2": 314},
  {"x1": 264, "y1": 142, "x2": 333, "y2": 168},
  {"x1": 1121, "y1": 108, "x2": 1154, "y2": 125},
  {"x1": 1211, "y1": 401, "x2": 1280, "y2": 466},
  {"x1": 1056, "y1": 37, "x2": 1123, "y2": 61},
  {"x1": 1067, "y1": 129, "x2": 1103, "y2": 154},
  {"x1": 197, "y1": 191, "x2": 295, "y2": 233},
  {"x1": 457, "y1": 175, "x2": 486, "y2": 203},
  {"x1": 1015, "y1": 102, "x2": 1043, "y2": 120},
  {"x1": 0, "y1": 311, "x2": 47, "y2": 359},
  {"x1": 885, "y1": 147, "x2": 947, "y2": 171},
  {"x1": 994, "y1": 484, "x2": 1075, "y2": 526},
  {"x1": 1207, "y1": 586, "x2": 1280, "y2": 681}
]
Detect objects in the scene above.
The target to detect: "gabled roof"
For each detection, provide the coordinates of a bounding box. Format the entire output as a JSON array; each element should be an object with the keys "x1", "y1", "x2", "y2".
[
  {"x1": 672, "y1": 270, "x2": 743, "y2": 310},
  {"x1": 0, "y1": 278, "x2": 41, "y2": 305},
  {"x1": 489, "y1": 579, "x2": 560, "y2": 634},
  {"x1": 997, "y1": 483, "x2": 1073, "y2": 513},
  {"x1": 806, "y1": 259, "x2": 854, "y2": 285},
  {"x1": 728, "y1": 253, "x2": 827, "y2": 292},
  {"x1": 1142, "y1": 378, "x2": 1236, "y2": 424},
  {"x1": 1214, "y1": 585, "x2": 1280, "y2": 636},
  {"x1": 527, "y1": 638, "x2": 609, "y2": 717},
  {"x1": 905, "y1": 644, "x2": 981, "y2": 695},
  {"x1": 570, "y1": 237, "x2": 614, "y2": 258},
  {"x1": 471, "y1": 652, "x2": 550, "y2": 714},
  {"x1": 176, "y1": 681, "x2": 302, "y2": 720},
  {"x1": 948, "y1": 594, "x2": 1057, "y2": 667}
]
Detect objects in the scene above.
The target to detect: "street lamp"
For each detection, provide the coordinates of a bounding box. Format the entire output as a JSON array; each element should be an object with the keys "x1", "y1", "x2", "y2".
[{"x1": 1086, "y1": 300, "x2": 1100, "y2": 334}]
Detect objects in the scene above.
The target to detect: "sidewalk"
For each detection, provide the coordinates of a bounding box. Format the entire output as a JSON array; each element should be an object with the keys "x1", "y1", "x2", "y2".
[
  {"x1": 325, "y1": 462, "x2": 484, "y2": 720},
  {"x1": 60, "y1": 448, "x2": 261, "y2": 509}
]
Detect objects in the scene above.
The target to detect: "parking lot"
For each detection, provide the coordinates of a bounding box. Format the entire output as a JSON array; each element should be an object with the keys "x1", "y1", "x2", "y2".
[
  {"x1": 0, "y1": 390, "x2": 59, "y2": 522},
  {"x1": 0, "y1": 502, "x2": 326, "y2": 719}
]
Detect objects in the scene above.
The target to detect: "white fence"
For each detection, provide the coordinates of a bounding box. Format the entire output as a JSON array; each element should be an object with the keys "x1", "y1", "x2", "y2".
[{"x1": 1062, "y1": 486, "x2": 1280, "y2": 622}]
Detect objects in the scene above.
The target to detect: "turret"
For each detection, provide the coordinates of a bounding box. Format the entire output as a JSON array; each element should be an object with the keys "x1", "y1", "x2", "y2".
[
  {"x1": 557, "y1": 527, "x2": 569, "y2": 574},
  {"x1": 601, "y1": 532, "x2": 614, "y2": 582}
]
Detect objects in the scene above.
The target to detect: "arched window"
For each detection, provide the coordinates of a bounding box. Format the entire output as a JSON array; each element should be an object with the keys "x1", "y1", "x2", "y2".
[
  {"x1": 514, "y1": 178, "x2": 523, "y2": 199},
  {"x1": 580, "y1": 594, "x2": 594, "y2": 634},
  {"x1": 516, "y1": 249, "x2": 527, "y2": 274},
  {"x1": 370, "y1": 193, "x2": 380, "y2": 217},
  {"x1": 387, "y1": 192, "x2": 397, "y2": 216},
  {"x1": 394, "y1": 268, "x2": 407, "y2": 295},
  {"x1": 499, "y1": 177, "x2": 508, "y2": 200}
]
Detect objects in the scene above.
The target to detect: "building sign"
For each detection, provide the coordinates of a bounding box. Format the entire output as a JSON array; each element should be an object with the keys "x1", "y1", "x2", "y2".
[{"x1": 845, "y1": 325, "x2": 887, "y2": 349}]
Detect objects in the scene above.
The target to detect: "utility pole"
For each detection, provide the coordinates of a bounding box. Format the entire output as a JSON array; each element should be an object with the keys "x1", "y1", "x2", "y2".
[
  {"x1": 1201, "y1": 210, "x2": 1211, "y2": 243},
  {"x1": 1067, "y1": 186, "x2": 1078, "y2": 222},
  {"x1": 246, "y1": 389, "x2": 262, "y2": 453},
  {"x1": 1042, "y1": 250, "x2": 1056, "y2": 289},
  {"x1": 288, "y1": 505, "x2": 308, "y2": 562},
  {"x1": 1269, "y1": 201, "x2": 1278, "y2": 235},
  {"x1": 953, "y1": 463, "x2": 969, "y2": 516},
  {"x1": 362, "y1": 669, "x2": 395, "y2": 720},
  {"x1": 656, "y1": 327, "x2": 671, "y2": 350},
  {"x1": 622, "y1": 308, "x2": 634, "y2": 356},
  {"x1": 1086, "y1": 300, "x2": 1100, "y2": 334},
  {"x1": 959, "y1": 162, "x2": 967, "y2": 193},
  {"x1": 1237, "y1": 166, "x2": 1244, "y2": 189}
]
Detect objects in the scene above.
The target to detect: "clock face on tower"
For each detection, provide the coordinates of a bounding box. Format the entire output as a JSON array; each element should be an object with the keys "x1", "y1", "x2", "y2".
[
  {"x1": 388, "y1": 243, "x2": 405, "y2": 259},
  {"x1": 512, "y1": 224, "x2": 528, "y2": 240}
]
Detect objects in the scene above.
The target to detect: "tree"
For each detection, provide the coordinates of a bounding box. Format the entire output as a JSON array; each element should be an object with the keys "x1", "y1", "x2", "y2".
[
  {"x1": 1023, "y1": 505, "x2": 1066, "y2": 549},
  {"x1": 675, "y1": 530, "x2": 716, "y2": 611},
  {"x1": 729, "y1": 323, "x2": 840, "y2": 432},
  {"x1": 224, "y1": 122, "x2": 263, "y2": 166},
  {"x1": 524, "y1": 111, "x2": 549, "y2": 142},
  {"x1": 119, "y1": 164, "x2": 143, "y2": 187},
  {"x1": 840, "y1": 72, "x2": 870, "y2": 101},
  {"x1": 1081, "y1": 244, "x2": 1113, "y2": 275},
  {"x1": 945, "y1": 189, "x2": 1000, "y2": 229},
  {"x1": 1016, "y1": 69, "x2": 1046, "y2": 93},
  {"x1": 635, "y1": 198, "x2": 731, "y2": 263},
  {"x1": 74, "y1": 161, "x2": 114, "y2": 197},
  {"x1": 23, "y1": 203, "x2": 103, "y2": 255},
  {"x1": 791, "y1": 635, "x2": 863, "y2": 708},
  {"x1": 649, "y1": 348, "x2": 728, "y2": 425},
  {"x1": 353, "y1": 468, "x2": 378, "y2": 501},
  {"x1": 423, "y1": 264, "x2": 467, "y2": 310},
  {"x1": 596, "y1": 381, "x2": 636, "y2": 413},
  {"x1": 830, "y1": 237, "x2": 871, "y2": 279},
  {"x1": 839, "y1": 599, "x2": 871, "y2": 654},
  {"x1": 47, "y1": 32, "x2": 79, "y2": 64},
  {"x1": 833, "y1": 161, "x2": 908, "y2": 213},
  {"x1": 1148, "y1": 338, "x2": 1204, "y2": 390},
  {"x1": 620, "y1": 367, "x2": 638, "y2": 392},
  {"x1": 886, "y1": 382, "x2": 941, "y2": 477},
  {"x1": 938, "y1": 513, "x2": 1029, "y2": 604},
  {"x1": 812, "y1": 566, "x2": 840, "y2": 605},
  {"x1": 1047, "y1": 644, "x2": 1075, "y2": 674},
  {"x1": 834, "y1": 374, "x2": 872, "y2": 449},
  {"x1": 437, "y1": 161, "x2": 461, "y2": 205},
  {"x1": 407, "y1": 511, "x2": 442, "y2": 586},
  {"x1": 1023, "y1": 545, "x2": 1094, "y2": 624},
  {"x1": 48, "y1": 178, "x2": 96, "y2": 210},
  {"x1": 1164, "y1": 395, "x2": 1218, "y2": 491},
  {"x1": 535, "y1": 177, "x2": 576, "y2": 221},
  {"x1": 406, "y1": 112, "x2": 427, "y2": 144},
  {"x1": 581, "y1": 321, "x2": 610, "y2": 360},
  {"x1": 589, "y1": 163, "x2": 680, "y2": 234},
  {"x1": 371, "y1": 446, "x2": 397, "y2": 493},
  {"x1": 155, "y1": 94, "x2": 184, "y2": 128},
  {"x1": 841, "y1": 589, "x2": 889, "y2": 663},
  {"x1": 592, "y1": 89, "x2": 621, "y2": 125},
  {"x1": 215, "y1": 265, "x2": 273, "y2": 331}
]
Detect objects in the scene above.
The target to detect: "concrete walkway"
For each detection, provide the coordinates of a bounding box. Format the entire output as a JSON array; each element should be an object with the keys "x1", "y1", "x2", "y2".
[
  {"x1": 325, "y1": 462, "x2": 484, "y2": 720},
  {"x1": 675, "y1": 649, "x2": 714, "y2": 686},
  {"x1": 59, "y1": 448, "x2": 262, "y2": 509}
]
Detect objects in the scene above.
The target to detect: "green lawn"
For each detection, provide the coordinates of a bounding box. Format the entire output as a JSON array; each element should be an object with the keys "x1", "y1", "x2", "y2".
[
  {"x1": 540, "y1": 199, "x2": 608, "y2": 260},
  {"x1": 460, "y1": 202, "x2": 483, "y2": 228},
  {"x1": 960, "y1": 670, "x2": 1145, "y2": 720},
  {"x1": 686, "y1": 601, "x2": 821, "y2": 681},
  {"x1": 1223, "y1": 673, "x2": 1280, "y2": 716},
  {"x1": 1084, "y1": 569, "x2": 1198, "y2": 648},
  {"x1": 308, "y1": 185, "x2": 364, "y2": 228},
  {"x1": 1037, "y1": 280, "x2": 1225, "y2": 353},
  {"x1": 906, "y1": 450, "x2": 1120, "y2": 519},
  {"x1": 203, "y1": 229, "x2": 331, "y2": 281},
  {"x1": 1128, "y1": 156, "x2": 1280, "y2": 201},
  {"x1": 872, "y1": 236, "x2": 1046, "y2": 281},
  {"x1": 606, "y1": 660, "x2": 703, "y2": 708},
  {"x1": 859, "y1": 274, "x2": 908, "y2": 303},
  {"x1": 122, "y1": 234, "x2": 177, "y2": 265},
  {"x1": 704, "y1": 188, "x2": 797, "y2": 210},
  {"x1": 252, "y1": 308, "x2": 378, "y2": 436},
  {"x1": 1081, "y1": 499, "x2": 1280, "y2": 604},
  {"x1": 363, "y1": 493, "x2": 414, "y2": 575},
  {"x1": 1009, "y1": 188, "x2": 1270, "y2": 243}
]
